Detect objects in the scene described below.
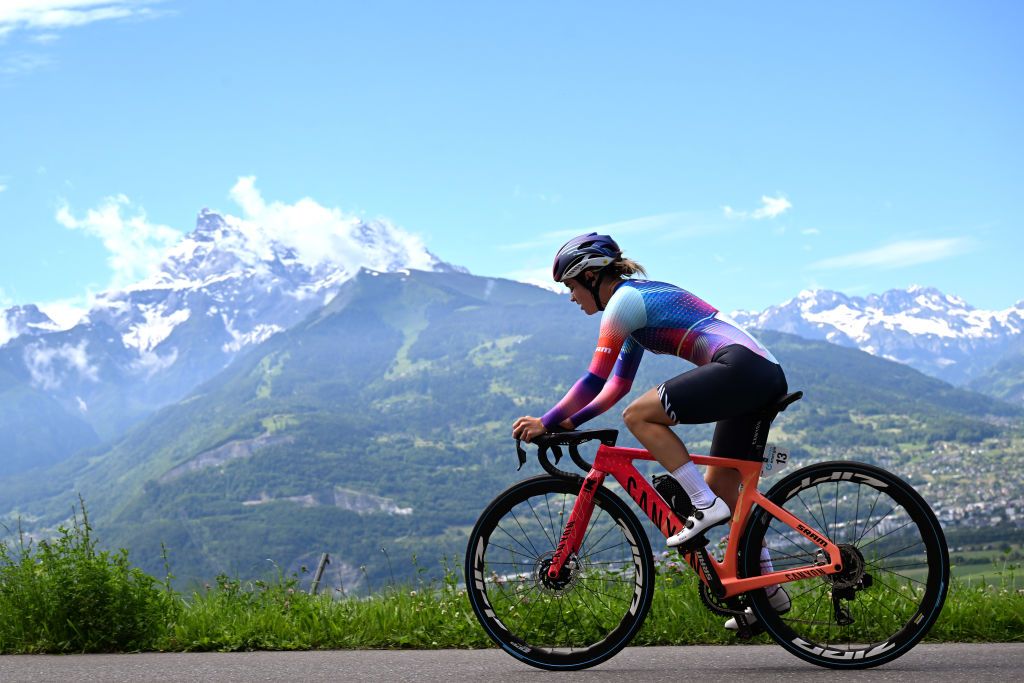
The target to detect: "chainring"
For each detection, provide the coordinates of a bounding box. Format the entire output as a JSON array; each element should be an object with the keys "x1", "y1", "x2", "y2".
[{"x1": 698, "y1": 581, "x2": 748, "y2": 617}]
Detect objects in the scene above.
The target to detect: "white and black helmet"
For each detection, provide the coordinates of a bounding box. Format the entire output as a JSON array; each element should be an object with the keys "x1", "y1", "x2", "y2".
[{"x1": 551, "y1": 233, "x2": 622, "y2": 283}]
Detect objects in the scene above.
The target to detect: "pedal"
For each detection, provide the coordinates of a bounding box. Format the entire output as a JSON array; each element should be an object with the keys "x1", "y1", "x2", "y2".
[{"x1": 734, "y1": 620, "x2": 765, "y2": 640}]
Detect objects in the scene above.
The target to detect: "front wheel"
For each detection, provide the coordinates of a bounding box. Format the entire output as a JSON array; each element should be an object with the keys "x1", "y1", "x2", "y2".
[
  {"x1": 465, "y1": 475, "x2": 655, "y2": 671},
  {"x1": 742, "y1": 461, "x2": 949, "y2": 669}
]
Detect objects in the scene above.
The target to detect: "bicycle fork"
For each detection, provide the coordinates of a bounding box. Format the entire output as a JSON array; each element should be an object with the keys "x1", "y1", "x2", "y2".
[{"x1": 548, "y1": 470, "x2": 606, "y2": 579}]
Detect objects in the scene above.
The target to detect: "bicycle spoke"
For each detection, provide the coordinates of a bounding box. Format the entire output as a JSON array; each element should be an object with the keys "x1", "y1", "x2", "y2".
[
  {"x1": 509, "y1": 508, "x2": 542, "y2": 557},
  {"x1": 833, "y1": 481, "x2": 840, "y2": 545},
  {"x1": 857, "y1": 521, "x2": 918, "y2": 555},
  {"x1": 853, "y1": 489, "x2": 883, "y2": 546},
  {"x1": 581, "y1": 519, "x2": 619, "y2": 559},
  {"x1": 527, "y1": 498, "x2": 556, "y2": 549},
  {"x1": 814, "y1": 484, "x2": 832, "y2": 543},
  {"x1": 852, "y1": 483, "x2": 863, "y2": 543},
  {"x1": 870, "y1": 565, "x2": 927, "y2": 587},
  {"x1": 852, "y1": 504, "x2": 899, "y2": 545},
  {"x1": 795, "y1": 492, "x2": 830, "y2": 542},
  {"x1": 494, "y1": 525, "x2": 538, "y2": 559},
  {"x1": 586, "y1": 539, "x2": 630, "y2": 557}
]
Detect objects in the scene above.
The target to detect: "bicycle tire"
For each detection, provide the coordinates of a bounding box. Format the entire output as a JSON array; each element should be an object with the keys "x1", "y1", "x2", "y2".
[
  {"x1": 741, "y1": 461, "x2": 949, "y2": 669},
  {"x1": 465, "y1": 475, "x2": 655, "y2": 671}
]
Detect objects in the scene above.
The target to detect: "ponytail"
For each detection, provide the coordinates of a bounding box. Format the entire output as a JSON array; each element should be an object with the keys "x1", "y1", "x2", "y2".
[{"x1": 610, "y1": 257, "x2": 647, "y2": 279}]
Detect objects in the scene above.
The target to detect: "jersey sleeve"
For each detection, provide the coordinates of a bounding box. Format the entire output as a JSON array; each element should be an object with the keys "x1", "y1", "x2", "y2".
[
  {"x1": 567, "y1": 337, "x2": 644, "y2": 427},
  {"x1": 540, "y1": 285, "x2": 647, "y2": 429}
]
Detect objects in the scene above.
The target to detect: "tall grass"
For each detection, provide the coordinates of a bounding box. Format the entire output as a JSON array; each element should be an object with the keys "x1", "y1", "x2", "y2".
[
  {"x1": 1, "y1": 514, "x2": 1021, "y2": 654},
  {"x1": 0, "y1": 500, "x2": 177, "y2": 653}
]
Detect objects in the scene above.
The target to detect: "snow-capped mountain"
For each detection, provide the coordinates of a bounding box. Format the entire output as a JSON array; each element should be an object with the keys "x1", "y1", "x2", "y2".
[
  {"x1": 83, "y1": 208, "x2": 460, "y2": 361},
  {"x1": 0, "y1": 305, "x2": 62, "y2": 347},
  {"x1": 0, "y1": 208, "x2": 463, "y2": 471},
  {"x1": 732, "y1": 286, "x2": 1024, "y2": 385}
]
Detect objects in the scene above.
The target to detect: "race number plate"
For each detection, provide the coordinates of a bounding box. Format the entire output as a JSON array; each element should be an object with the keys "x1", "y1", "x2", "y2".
[{"x1": 761, "y1": 444, "x2": 790, "y2": 477}]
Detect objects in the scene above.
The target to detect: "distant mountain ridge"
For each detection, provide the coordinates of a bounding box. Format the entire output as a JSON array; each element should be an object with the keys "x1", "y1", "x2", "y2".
[
  {"x1": 0, "y1": 209, "x2": 462, "y2": 475},
  {"x1": 732, "y1": 286, "x2": 1024, "y2": 387}
]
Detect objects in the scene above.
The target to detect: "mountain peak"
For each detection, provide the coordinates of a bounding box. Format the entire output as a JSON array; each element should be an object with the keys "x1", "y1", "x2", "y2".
[
  {"x1": 733, "y1": 285, "x2": 1021, "y2": 385},
  {"x1": 1, "y1": 304, "x2": 60, "y2": 346},
  {"x1": 193, "y1": 208, "x2": 230, "y2": 240}
]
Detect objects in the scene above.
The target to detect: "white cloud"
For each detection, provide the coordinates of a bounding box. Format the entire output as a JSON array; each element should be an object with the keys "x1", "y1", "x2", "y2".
[
  {"x1": 29, "y1": 32, "x2": 60, "y2": 43},
  {"x1": 0, "y1": 52, "x2": 53, "y2": 75},
  {"x1": 500, "y1": 211, "x2": 716, "y2": 252},
  {"x1": 226, "y1": 176, "x2": 437, "y2": 274},
  {"x1": 0, "y1": 1, "x2": 165, "y2": 39},
  {"x1": 801, "y1": 227, "x2": 820, "y2": 235},
  {"x1": 0, "y1": 181, "x2": 7, "y2": 192},
  {"x1": 131, "y1": 347, "x2": 178, "y2": 378},
  {"x1": 56, "y1": 194, "x2": 183, "y2": 288},
  {"x1": 23, "y1": 339, "x2": 99, "y2": 390},
  {"x1": 809, "y1": 238, "x2": 972, "y2": 271},
  {"x1": 723, "y1": 195, "x2": 792, "y2": 220},
  {"x1": 753, "y1": 195, "x2": 792, "y2": 219}
]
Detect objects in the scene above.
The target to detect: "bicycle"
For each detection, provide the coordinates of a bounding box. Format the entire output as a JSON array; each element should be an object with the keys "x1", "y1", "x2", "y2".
[{"x1": 464, "y1": 391, "x2": 949, "y2": 670}]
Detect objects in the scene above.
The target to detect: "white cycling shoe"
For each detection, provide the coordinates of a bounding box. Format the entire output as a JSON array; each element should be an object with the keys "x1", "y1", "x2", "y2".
[
  {"x1": 666, "y1": 497, "x2": 730, "y2": 548},
  {"x1": 725, "y1": 586, "x2": 791, "y2": 631}
]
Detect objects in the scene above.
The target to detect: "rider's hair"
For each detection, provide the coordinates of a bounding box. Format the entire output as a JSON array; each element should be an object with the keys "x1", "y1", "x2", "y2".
[{"x1": 609, "y1": 257, "x2": 647, "y2": 279}]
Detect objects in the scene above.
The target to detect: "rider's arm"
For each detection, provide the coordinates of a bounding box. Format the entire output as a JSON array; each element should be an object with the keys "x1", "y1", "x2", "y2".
[
  {"x1": 566, "y1": 339, "x2": 643, "y2": 427},
  {"x1": 540, "y1": 372, "x2": 606, "y2": 429},
  {"x1": 540, "y1": 285, "x2": 647, "y2": 430}
]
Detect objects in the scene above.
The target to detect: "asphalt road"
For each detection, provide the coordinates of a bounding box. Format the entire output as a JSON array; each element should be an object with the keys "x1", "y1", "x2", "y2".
[{"x1": 2, "y1": 644, "x2": 1022, "y2": 682}]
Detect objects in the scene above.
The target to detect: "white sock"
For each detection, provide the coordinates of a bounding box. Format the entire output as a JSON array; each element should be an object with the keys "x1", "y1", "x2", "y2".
[
  {"x1": 761, "y1": 546, "x2": 780, "y2": 596},
  {"x1": 670, "y1": 462, "x2": 716, "y2": 509}
]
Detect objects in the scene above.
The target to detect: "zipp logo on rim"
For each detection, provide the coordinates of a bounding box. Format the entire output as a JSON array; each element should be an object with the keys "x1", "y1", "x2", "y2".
[
  {"x1": 786, "y1": 471, "x2": 889, "y2": 498},
  {"x1": 616, "y1": 520, "x2": 644, "y2": 616},
  {"x1": 792, "y1": 637, "x2": 896, "y2": 660},
  {"x1": 473, "y1": 536, "x2": 511, "y2": 634}
]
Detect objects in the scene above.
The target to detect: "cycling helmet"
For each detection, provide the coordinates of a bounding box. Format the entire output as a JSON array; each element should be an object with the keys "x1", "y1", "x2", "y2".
[
  {"x1": 551, "y1": 233, "x2": 622, "y2": 283},
  {"x1": 552, "y1": 233, "x2": 622, "y2": 311}
]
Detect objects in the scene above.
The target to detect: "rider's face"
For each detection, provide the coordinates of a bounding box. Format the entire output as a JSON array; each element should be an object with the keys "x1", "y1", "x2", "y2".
[{"x1": 566, "y1": 274, "x2": 599, "y2": 315}]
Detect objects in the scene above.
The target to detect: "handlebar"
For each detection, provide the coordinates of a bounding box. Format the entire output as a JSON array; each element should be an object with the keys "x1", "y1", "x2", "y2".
[{"x1": 515, "y1": 428, "x2": 619, "y2": 479}]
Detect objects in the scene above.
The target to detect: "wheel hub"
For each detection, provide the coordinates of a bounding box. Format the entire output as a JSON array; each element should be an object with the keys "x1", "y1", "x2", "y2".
[
  {"x1": 535, "y1": 552, "x2": 583, "y2": 595},
  {"x1": 829, "y1": 544, "x2": 867, "y2": 589}
]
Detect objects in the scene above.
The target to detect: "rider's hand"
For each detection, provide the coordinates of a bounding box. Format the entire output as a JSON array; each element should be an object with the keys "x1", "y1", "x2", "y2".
[{"x1": 512, "y1": 416, "x2": 546, "y2": 443}]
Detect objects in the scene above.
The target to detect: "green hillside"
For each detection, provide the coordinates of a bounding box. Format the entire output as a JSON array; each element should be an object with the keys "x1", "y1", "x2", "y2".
[
  {"x1": 1, "y1": 270, "x2": 1019, "y2": 590},
  {"x1": 969, "y1": 335, "x2": 1024, "y2": 404}
]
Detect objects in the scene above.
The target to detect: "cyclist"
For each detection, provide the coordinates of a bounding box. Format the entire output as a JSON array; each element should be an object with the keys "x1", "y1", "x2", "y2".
[{"x1": 512, "y1": 232, "x2": 791, "y2": 630}]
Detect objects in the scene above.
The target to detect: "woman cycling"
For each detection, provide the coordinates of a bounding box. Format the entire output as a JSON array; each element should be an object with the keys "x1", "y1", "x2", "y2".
[{"x1": 512, "y1": 232, "x2": 791, "y2": 630}]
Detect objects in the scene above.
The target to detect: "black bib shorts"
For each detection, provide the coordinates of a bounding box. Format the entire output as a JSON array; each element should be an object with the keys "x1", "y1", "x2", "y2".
[{"x1": 656, "y1": 344, "x2": 788, "y2": 461}]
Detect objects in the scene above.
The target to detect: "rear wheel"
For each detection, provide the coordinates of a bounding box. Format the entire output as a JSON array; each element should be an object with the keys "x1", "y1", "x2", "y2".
[
  {"x1": 465, "y1": 475, "x2": 654, "y2": 671},
  {"x1": 742, "y1": 461, "x2": 949, "y2": 668}
]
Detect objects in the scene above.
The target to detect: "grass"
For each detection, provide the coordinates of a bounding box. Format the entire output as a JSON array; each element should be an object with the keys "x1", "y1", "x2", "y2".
[{"x1": 1, "y1": 508, "x2": 1022, "y2": 654}]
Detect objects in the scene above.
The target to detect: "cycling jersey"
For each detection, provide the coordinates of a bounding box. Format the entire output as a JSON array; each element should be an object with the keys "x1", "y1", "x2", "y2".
[{"x1": 541, "y1": 279, "x2": 778, "y2": 429}]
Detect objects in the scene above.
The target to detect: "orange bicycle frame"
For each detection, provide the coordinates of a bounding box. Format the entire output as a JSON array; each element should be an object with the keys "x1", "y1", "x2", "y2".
[{"x1": 547, "y1": 443, "x2": 844, "y2": 598}]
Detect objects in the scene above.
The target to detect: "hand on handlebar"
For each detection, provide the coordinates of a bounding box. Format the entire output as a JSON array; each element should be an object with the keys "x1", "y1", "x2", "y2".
[{"x1": 512, "y1": 416, "x2": 546, "y2": 443}]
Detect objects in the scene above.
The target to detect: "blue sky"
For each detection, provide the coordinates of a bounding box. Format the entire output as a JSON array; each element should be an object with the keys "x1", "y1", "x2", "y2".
[{"x1": 1, "y1": 1, "x2": 1021, "y2": 322}]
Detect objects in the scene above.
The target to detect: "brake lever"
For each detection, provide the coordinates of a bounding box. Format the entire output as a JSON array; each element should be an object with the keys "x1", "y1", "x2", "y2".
[{"x1": 515, "y1": 439, "x2": 527, "y2": 471}]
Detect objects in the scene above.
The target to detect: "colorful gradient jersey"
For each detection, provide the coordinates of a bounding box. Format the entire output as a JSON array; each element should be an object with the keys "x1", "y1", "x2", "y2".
[{"x1": 541, "y1": 280, "x2": 778, "y2": 429}]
